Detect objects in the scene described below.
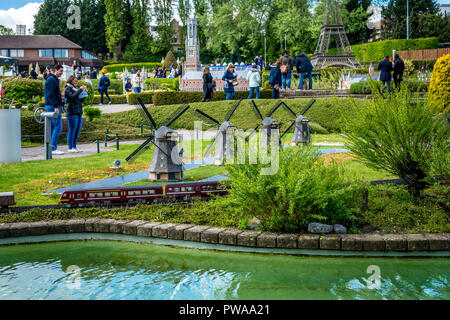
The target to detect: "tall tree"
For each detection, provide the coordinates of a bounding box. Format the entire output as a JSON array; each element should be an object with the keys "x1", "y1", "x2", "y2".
[
  {"x1": 342, "y1": 0, "x2": 371, "y2": 44},
  {"x1": 104, "y1": 0, "x2": 128, "y2": 60},
  {"x1": 34, "y1": 0, "x2": 72, "y2": 37},
  {"x1": 123, "y1": 0, "x2": 153, "y2": 62},
  {"x1": 153, "y1": 0, "x2": 174, "y2": 54},
  {"x1": 381, "y1": 0, "x2": 439, "y2": 39},
  {"x1": 177, "y1": 0, "x2": 192, "y2": 45}
]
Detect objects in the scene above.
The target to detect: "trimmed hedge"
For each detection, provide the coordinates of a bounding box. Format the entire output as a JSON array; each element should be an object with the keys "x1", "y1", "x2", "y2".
[
  {"x1": 93, "y1": 94, "x2": 128, "y2": 105},
  {"x1": 144, "y1": 78, "x2": 179, "y2": 90},
  {"x1": 329, "y1": 38, "x2": 439, "y2": 62},
  {"x1": 127, "y1": 90, "x2": 273, "y2": 106},
  {"x1": 349, "y1": 80, "x2": 429, "y2": 94},
  {"x1": 101, "y1": 63, "x2": 161, "y2": 74}
]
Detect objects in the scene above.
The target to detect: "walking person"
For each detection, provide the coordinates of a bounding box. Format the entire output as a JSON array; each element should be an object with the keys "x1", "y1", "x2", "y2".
[
  {"x1": 222, "y1": 64, "x2": 236, "y2": 100},
  {"x1": 269, "y1": 60, "x2": 282, "y2": 99},
  {"x1": 44, "y1": 64, "x2": 65, "y2": 155},
  {"x1": 202, "y1": 66, "x2": 214, "y2": 102},
  {"x1": 91, "y1": 68, "x2": 98, "y2": 80},
  {"x1": 280, "y1": 50, "x2": 294, "y2": 90},
  {"x1": 393, "y1": 54, "x2": 405, "y2": 90},
  {"x1": 378, "y1": 56, "x2": 393, "y2": 92},
  {"x1": 30, "y1": 68, "x2": 38, "y2": 80},
  {"x1": 295, "y1": 53, "x2": 313, "y2": 90},
  {"x1": 98, "y1": 71, "x2": 111, "y2": 105},
  {"x1": 133, "y1": 70, "x2": 143, "y2": 93},
  {"x1": 64, "y1": 75, "x2": 87, "y2": 153},
  {"x1": 247, "y1": 63, "x2": 261, "y2": 99}
]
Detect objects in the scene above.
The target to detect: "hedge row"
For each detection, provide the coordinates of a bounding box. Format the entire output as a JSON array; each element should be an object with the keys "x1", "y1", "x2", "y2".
[
  {"x1": 101, "y1": 62, "x2": 161, "y2": 74},
  {"x1": 349, "y1": 80, "x2": 429, "y2": 94},
  {"x1": 329, "y1": 37, "x2": 439, "y2": 62},
  {"x1": 127, "y1": 90, "x2": 273, "y2": 106},
  {"x1": 92, "y1": 94, "x2": 128, "y2": 105},
  {"x1": 144, "y1": 78, "x2": 179, "y2": 91}
]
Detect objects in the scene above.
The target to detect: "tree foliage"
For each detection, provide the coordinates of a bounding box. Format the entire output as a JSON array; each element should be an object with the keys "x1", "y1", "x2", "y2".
[
  {"x1": 0, "y1": 25, "x2": 14, "y2": 35},
  {"x1": 104, "y1": 0, "x2": 128, "y2": 60}
]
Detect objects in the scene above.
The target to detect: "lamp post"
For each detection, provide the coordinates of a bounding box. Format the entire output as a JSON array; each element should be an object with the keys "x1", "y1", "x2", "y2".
[{"x1": 406, "y1": 0, "x2": 409, "y2": 40}]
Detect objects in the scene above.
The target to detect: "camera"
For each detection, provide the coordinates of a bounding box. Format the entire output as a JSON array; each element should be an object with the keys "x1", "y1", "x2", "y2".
[{"x1": 232, "y1": 75, "x2": 238, "y2": 86}]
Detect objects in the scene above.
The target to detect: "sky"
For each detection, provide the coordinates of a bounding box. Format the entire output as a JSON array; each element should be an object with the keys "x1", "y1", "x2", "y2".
[{"x1": 0, "y1": 0, "x2": 449, "y2": 33}]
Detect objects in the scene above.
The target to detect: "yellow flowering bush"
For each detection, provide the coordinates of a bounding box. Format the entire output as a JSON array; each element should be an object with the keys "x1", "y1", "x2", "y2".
[{"x1": 428, "y1": 54, "x2": 450, "y2": 113}]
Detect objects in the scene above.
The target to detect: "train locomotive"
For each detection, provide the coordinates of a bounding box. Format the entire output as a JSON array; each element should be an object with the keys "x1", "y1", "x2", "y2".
[{"x1": 60, "y1": 181, "x2": 229, "y2": 207}]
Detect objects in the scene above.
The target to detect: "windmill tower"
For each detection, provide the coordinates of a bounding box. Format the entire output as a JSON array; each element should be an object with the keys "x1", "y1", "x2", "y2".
[
  {"x1": 311, "y1": 0, "x2": 361, "y2": 69},
  {"x1": 194, "y1": 99, "x2": 244, "y2": 166},
  {"x1": 126, "y1": 98, "x2": 190, "y2": 181}
]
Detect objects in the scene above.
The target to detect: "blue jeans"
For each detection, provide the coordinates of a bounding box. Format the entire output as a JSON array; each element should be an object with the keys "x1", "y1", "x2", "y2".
[
  {"x1": 281, "y1": 70, "x2": 292, "y2": 89},
  {"x1": 67, "y1": 114, "x2": 82, "y2": 150},
  {"x1": 299, "y1": 71, "x2": 313, "y2": 90},
  {"x1": 226, "y1": 91, "x2": 235, "y2": 100},
  {"x1": 272, "y1": 86, "x2": 280, "y2": 99},
  {"x1": 248, "y1": 87, "x2": 260, "y2": 99},
  {"x1": 44, "y1": 105, "x2": 62, "y2": 151},
  {"x1": 134, "y1": 87, "x2": 142, "y2": 93},
  {"x1": 100, "y1": 88, "x2": 111, "y2": 104}
]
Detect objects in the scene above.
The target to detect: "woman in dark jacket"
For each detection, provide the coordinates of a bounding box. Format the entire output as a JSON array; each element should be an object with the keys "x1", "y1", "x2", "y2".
[
  {"x1": 269, "y1": 60, "x2": 282, "y2": 99},
  {"x1": 222, "y1": 64, "x2": 235, "y2": 100},
  {"x1": 393, "y1": 54, "x2": 405, "y2": 90},
  {"x1": 64, "y1": 75, "x2": 87, "y2": 153},
  {"x1": 202, "y1": 66, "x2": 214, "y2": 102}
]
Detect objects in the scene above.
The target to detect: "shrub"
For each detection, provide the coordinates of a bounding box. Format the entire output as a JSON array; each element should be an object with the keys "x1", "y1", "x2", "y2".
[
  {"x1": 93, "y1": 94, "x2": 128, "y2": 105},
  {"x1": 428, "y1": 53, "x2": 450, "y2": 113},
  {"x1": 349, "y1": 80, "x2": 428, "y2": 94},
  {"x1": 2, "y1": 79, "x2": 43, "y2": 102},
  {"x1": 342, "y1": 83, "x2": 449, "y2": 197},
  {"x1": 83, "y1": 105, "x2": 102, "y2": 121},
  {"x1": 144, "y1": 78, "x2": 179, "y2": 91},
  {"x1": 27, "y1": 103, "x2": 34, "y2": 111},
  {"x1": 225, "y1": 147, "x2": 361, "y2": 233},
  {"x1": 127, "y1": 92, "x2": 154, "y2": 105},
  {"x1": 403, "y1": 59, "x2": 414, "y2": 77},
  {"x1": 163, "y1": 51, "x2": 177, "y2": 70}
]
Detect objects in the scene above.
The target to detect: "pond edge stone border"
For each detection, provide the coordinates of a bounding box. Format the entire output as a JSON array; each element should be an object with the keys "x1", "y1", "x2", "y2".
[{"x1": 0, "y1": 219, "x2": 449, "y2": 252}]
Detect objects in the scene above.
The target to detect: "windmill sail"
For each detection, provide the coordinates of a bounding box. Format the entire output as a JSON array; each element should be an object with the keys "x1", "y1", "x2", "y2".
[{"x1": 126, "y1": 136, "x2": 154, "y2": 163}]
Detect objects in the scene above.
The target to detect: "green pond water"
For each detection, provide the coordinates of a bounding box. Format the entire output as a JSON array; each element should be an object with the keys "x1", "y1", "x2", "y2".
[{"x1": 0, "y1": 240, "x2": 448, "y2": 300}]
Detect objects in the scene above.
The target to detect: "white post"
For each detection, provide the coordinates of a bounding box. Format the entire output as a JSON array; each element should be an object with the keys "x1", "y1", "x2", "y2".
[{"x1": 406, "y1": 0, "x2": 409, "y2": 40}]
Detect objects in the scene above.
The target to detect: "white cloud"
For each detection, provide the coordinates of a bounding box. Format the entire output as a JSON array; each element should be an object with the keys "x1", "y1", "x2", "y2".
[{"x1": 0, "y1": 2, "x2": 41, "y2": 34}]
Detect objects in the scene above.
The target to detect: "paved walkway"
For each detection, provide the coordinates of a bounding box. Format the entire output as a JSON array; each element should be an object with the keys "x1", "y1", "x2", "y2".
[
  {"x1": 93, "y1": 104, "x2": 137, "y2": 114},
  {"x1": 21, "y1": 130, "x2": 218, "y2": 162}
]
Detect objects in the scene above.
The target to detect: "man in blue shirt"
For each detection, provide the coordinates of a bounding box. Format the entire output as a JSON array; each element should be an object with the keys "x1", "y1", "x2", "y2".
[
  {"x1": 98, "y1": 72, "x2": 112, "y2": 105},
  {"x1": 44, "y1": 64, "x2": 64, "y2": 155}
]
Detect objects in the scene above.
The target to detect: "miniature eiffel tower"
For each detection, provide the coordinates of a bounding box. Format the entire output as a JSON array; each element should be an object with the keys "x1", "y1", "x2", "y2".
[{"x1": 311, "y1": 0, "x2": 362, "y2": 69}]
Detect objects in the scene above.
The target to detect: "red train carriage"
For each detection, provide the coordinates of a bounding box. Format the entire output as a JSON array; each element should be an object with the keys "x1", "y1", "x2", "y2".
[
  {"x1": 165, "y1": 181, "x2": 229, "y2": 201},
  {"x1": 60, "y1": 185, "x2": 164, "y2": 207}
]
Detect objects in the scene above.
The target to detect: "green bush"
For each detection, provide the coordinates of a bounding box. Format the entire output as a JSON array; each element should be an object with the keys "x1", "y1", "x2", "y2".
[
  {"x1": 83, "y1": 105, "x2": 102, "y2": 121},
  {"x1": 2, "y1": 79, "x2": 43, "y2": 103},
  {"x1": 93, "y1": 94, "x2": 128, "y2": 105},
  {"x1": 127, "y1": 92, "x2": 154, "y2": 105},
  {"x1": 342, "y1": 83, "x2": 449, "y2": 197},
  {"x1": 225, "y1": 147, "x2": 361, "y2": 232},
  {"x1": 144, "y1": 78, "x2": 179, "y2": 91},
  {"x1": 349, "y1": 80, "x2": 428, "y2": 94},
  {"x1": 91, "y1": 79, "x2": 124, "y2": 95},
  {"x1": 101, "y1": 62, "x2": 160, "y2": 74}
]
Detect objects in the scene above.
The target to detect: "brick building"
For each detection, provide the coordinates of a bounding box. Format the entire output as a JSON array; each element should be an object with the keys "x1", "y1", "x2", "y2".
[{"x1": 0, "y1": 35, "x2": 104, "y2": 72}]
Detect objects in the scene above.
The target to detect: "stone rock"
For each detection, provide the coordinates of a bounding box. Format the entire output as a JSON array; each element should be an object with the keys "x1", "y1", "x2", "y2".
[
  {"x1": 307, "y1": 222, "x2": 333, "y2": 234},
  {"x1": 333, "y1": 224, "x2": 347, "y2": 234}
]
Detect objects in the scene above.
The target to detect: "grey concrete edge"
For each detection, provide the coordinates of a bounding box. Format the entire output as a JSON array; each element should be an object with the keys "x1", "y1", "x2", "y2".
[{"x1": 0, "y1": 219, "x2": 449, "y2": 257}]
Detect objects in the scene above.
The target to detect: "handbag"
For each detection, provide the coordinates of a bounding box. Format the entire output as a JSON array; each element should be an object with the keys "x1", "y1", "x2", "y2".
[{"x1": 280, "y1": 64, "x2": 288, "y2": 74}]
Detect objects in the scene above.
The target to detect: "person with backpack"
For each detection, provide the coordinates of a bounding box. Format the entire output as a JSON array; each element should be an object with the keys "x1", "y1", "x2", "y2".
[
  {"x1": 393, "y1": 54, "x2": 405, "y2": 90},
  {"x1": 280, "y1": 50, "x2": 294, "y2": 90},
  {"x1": 247, "y1": 63, "x2": 261, "y2": 99},
  {"x1": 294, "y1": 53, "x2": 314, "y2": 90},
  {"x1": 222, "y1": 64, "x2": 236, "y2": 100},
  {"x1": 269, "y1": 60, "x2": 282, "y2": 99},
  {"x1": 98, "y1": 71, "x2": 111, "y2": 105},
  {"x1": 378, "y1": 56, "x2": 393, "y2": 92},
  {"x1": 44, "y1": 64, "x2": 65, "y2": 155},
  {"x1": 64, "y1": 75, "x2": 87, "y2": 153}
]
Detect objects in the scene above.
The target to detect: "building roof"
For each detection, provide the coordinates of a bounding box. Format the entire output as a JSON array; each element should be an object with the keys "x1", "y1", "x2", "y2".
[{"x1": 0, "y1": 35, "x2": 82, "y2": 49}]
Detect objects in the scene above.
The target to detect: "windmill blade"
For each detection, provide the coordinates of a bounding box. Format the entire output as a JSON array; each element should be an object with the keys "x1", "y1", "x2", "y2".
[
  {"x1": 126, "y1": 136, "x2": 154, "y2": 163},
  {"x1": 266, "y1": 100, "x2": 284, "y2": 118},
  {"x1": 300, "y1": 99, "x2": 316, "y2": 116},
  {"x1": 203, "y1": 131, "x2": 221, "y2": 157},
  {"x1": 280, "y1": 101, "x2": 297, "y2": 118},
  {"x1": 280, "y1": 121, "x2": 296, "y2": 140},
  {"x1": 194, "y1": 109, "x2": 221, "y2": 127},
  {"x1": 136, "y1": 97, "x2": 157, "y2": 129},
  {"x1": 250, "y1": 100, "x2": 264, "y2": 121},
  {"x1": 224, "y1": 99, "x2": 243, "y2": 122},
  {"x1": 164, "y1": 105, "x2": 190, "y2": 128},
  {"x1": 134, "y1": 103, "x2": 153, "y2": 129}
]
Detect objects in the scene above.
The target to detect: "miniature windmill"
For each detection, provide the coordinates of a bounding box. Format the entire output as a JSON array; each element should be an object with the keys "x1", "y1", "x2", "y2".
[
  {"x1": 194, "y1": 99, "x2": 243, "y2": 166},
  {"x1": 280, "y1": 99, "x2": 316, "y2": 145},
  {"x1": 126, "y1": 97, "x2": 190, "y2": 181},
  {"x1": 247, "y1": 100, "x2": 284, "y2": 146}
]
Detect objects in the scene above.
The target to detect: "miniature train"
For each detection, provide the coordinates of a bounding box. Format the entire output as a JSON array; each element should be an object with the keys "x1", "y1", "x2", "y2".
[{"x1": 60, "y1": 181, "x2": 229, "y2": 207}]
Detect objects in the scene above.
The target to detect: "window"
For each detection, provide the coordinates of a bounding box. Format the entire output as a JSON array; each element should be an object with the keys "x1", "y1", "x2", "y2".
[
  {"x1": 174, "y1": 188, "x2": 180, "y2": 192},
  {"x1": 149, "y1": 190, "x2": 155, "y2": 194},
  {"x1": 105, "y1": 192, "x2": 111, "y2": 197},
  {"x1": 135, "y1": 190, "x2": 141, "y2": 195},
  {"x1": 77, "y1": 194, "x2": 83, "y2": 198},
  {"x1": 82, "y1": 50, "x2": 96, "y2": 59},
  {"x1": 9, "y1": 49, "x2": 24, "y2": 57},
  {"x1": 112, "y1": 192, "x2": 119, "y2": 196},
  {"x1": 54, "y1": 49, "x2": 68, "y2": 58},
  {"x1": 0, "y1": 50, "x2": 8, "y2": 57},
  {"x1": 39, "y1": 49, "x2": 52, "y2": 57}
]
